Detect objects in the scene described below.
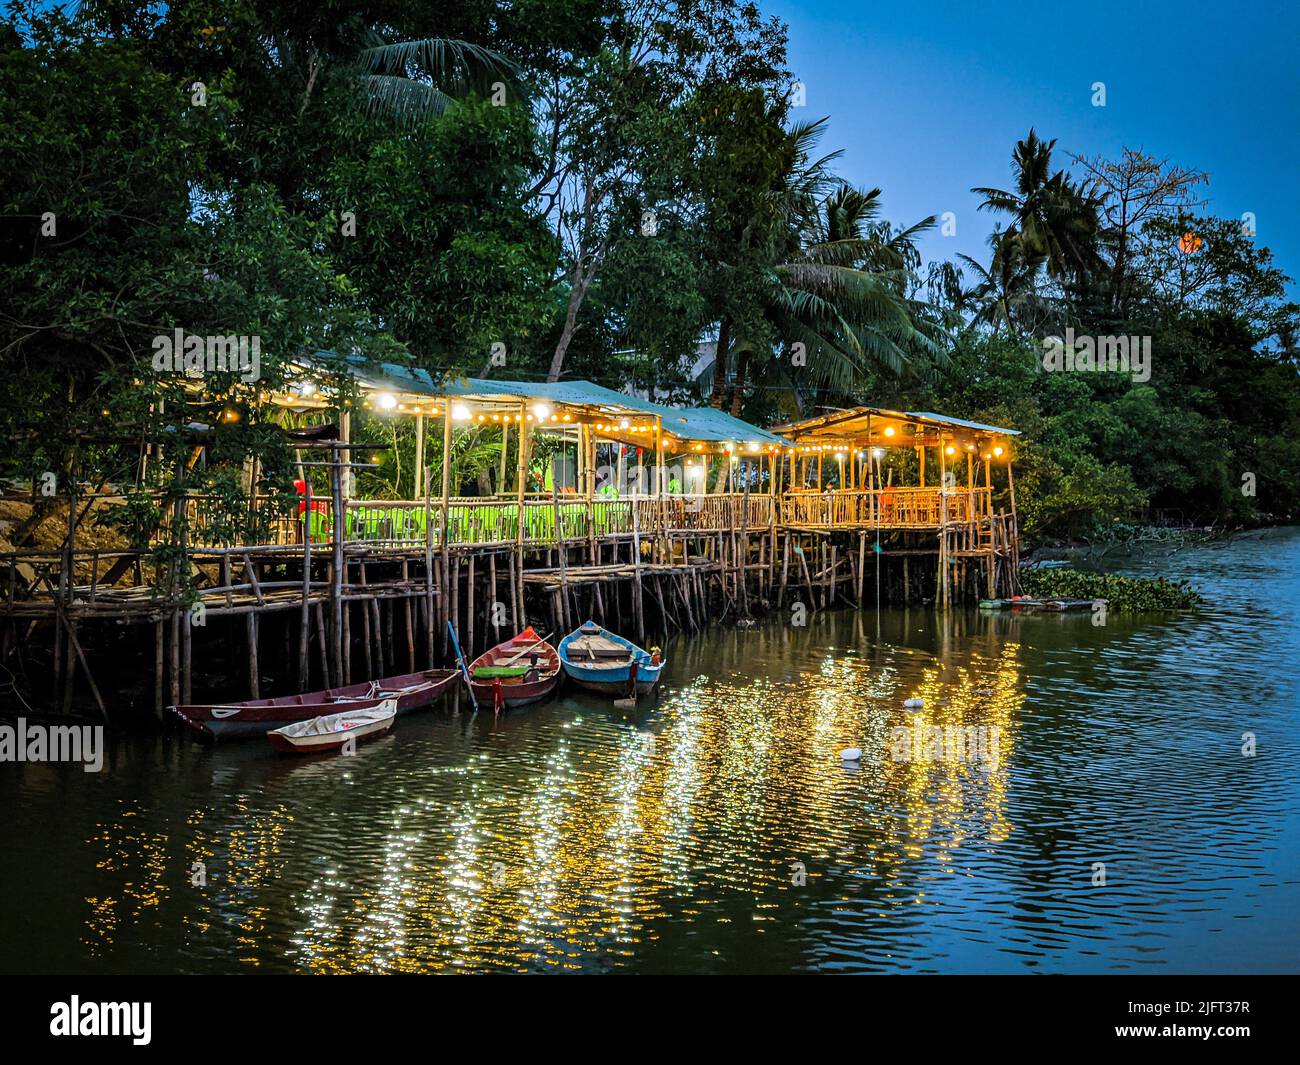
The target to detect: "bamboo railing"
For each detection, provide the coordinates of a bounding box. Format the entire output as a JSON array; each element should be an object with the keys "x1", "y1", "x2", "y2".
[{"x1": 781, "y1": 487, "x2": 992, "y2": 528}]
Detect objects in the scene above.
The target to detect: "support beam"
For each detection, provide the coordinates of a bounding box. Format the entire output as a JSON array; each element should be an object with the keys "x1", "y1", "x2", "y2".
[{"x1": 413, "y1": 411, "x2": 425, "y2": 502}]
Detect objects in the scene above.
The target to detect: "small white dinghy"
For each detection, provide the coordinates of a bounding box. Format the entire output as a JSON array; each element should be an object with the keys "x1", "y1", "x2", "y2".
[{"x1": 267, "y1": 698, "x2": 398, "y2": 754}]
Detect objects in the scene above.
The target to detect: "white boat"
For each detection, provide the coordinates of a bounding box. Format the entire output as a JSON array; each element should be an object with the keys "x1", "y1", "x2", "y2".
[{"x1": 266, "y1": 698, "x2": 398, "y2": 754}]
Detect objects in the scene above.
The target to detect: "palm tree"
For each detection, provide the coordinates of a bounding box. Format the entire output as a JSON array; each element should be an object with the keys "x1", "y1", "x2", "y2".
[
  {"x1": 954, "y1": 228, "x2": 1050, "y2": 335},
  {"x1": 714, "y1": 121, "x2": 949, "y2": 414},
  {"x1": 356, "y1": 34, "x2": 525, "y2": 119},
  {"x1": 972, "y1": 129, "x2": 1104, "y2": 284},
  {"x1": 277, "y1": 20, "x2": 525, "y2": 122}
]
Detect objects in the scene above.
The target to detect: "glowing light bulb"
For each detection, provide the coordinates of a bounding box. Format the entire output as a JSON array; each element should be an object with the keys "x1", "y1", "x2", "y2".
[{"x1": 376, "y1": 392, "x2": 397, "y2": 411}]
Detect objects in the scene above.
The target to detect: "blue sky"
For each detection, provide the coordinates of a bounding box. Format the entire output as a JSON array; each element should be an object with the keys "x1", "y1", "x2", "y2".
[{"x1": 768, "y1": 0, "x2": 1300, "y2": 298}]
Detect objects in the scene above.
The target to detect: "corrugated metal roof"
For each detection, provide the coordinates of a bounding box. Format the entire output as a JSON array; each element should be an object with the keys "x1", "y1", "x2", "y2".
[
  {"x1": 773, "y1": 405, "x2": 1019, "y2": 438},
  {"x1": 655, "y1": 405, "x2": 789, "y2": 446},
  {"x1": 444, "y1": 377, "x2": 789, "y2": 445},
  {"x1": 905, "y1": 411, "x2": 1021, "y2": 436},
  {"x1": 305, "y1": 356, "x2": 789, "y2": 446}
]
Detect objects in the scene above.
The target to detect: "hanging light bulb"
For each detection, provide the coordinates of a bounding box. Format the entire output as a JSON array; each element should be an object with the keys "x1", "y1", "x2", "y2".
[{"x1": 376, "y1": 392, "x2": 397, "y2": 411}]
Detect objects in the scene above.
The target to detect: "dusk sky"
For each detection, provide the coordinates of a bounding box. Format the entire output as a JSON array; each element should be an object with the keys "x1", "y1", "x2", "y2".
[{"x1": 769, "y1": 0, "x2": 1300, "y2": 299}]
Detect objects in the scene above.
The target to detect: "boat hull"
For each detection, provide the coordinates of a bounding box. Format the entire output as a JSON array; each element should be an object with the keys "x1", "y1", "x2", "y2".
[
  {"x1": 170, "y1": 668, "x2": 460, "y2": 742},
  {"x1": 566, "y1": 672, "x2": 662, "y2": 697},
  {"x1": 558, "y1": 622, "x2": 664, "y2": 701},
  {"x1": 468, "y1": 628, "x2": 561, "y2": 711},
  {"x1": 468, "y1": 677, "x2": 559, "y2": 708},
  {"x1": 267, "y1": 710, "x2": 395, "y2": 755}
]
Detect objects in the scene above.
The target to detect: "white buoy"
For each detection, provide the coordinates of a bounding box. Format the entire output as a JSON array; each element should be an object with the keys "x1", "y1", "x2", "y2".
[
  {"x1": 904, "y1": 697, "x2": 924, "y2": 711},
  {"x1": 840, "y1": 747, "x2": 862, "y2": 762}
]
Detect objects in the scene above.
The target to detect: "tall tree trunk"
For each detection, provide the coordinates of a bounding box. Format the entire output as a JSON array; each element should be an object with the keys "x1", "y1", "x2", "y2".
[
  {"x1": 547, "y1": 259, "x2": 589, "y2": 383},
  {"x1": 729, "y1": 344, "x2": 752, "y2": 417},
  {"x1": 708, "y1": 316, "x2": 731, "y2": 408}
]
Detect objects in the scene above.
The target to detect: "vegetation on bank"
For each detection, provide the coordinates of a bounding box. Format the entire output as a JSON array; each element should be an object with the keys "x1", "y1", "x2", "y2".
[
  {"x1": 1020, "y1": 569, "x2": 1203, "y2": 612},
  {"x1": 0, "y1": 1, "x2": 1296, "y2": 554}
]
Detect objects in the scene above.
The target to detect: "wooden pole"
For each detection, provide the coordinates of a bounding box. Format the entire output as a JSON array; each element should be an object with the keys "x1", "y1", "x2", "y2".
[
  {"x1": 631, "y1": 496, "x2": 644, "y2": 643},
  {"x1": 329, "y1": 445, "x2": 345, "y2": 687},
  {"x1": 413, "y1": 411, "x2": 425, "y2": 502},
  {"x1": 246, "y1": 613, "x2": 259, "y2": 698},
  {"x1": 938, "y1": 436, "x2": 949, "y2": 609},
  {"x1": 514, "y1": 402, "x2": 529, "y2": 624},
  {"x1": 441, "y1": 398, "x2": 453, "y2": 651},
  {"x1": 424, "y1": 464, "x2": 436, "y2": 667},
  {"x1": 499, "y1": 419, "x2": 510, "y2": 495},
  {"x1": 552, "y1": 486, "x2": 570, "y2": 633},
  {"x1": 298, "y1": 471, "x2": 311, "y2": 690}
]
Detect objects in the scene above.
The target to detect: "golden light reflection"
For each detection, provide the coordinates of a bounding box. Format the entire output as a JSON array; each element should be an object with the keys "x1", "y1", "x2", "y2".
[{"x1": 82, "y1": 619, "x2": 1026, "y2": 971}]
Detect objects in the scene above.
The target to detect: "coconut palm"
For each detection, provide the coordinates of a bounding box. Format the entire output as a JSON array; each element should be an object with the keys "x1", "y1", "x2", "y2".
[
  {"x1": 356, "y1": 34, "x2": 525, "y2": 119},
  {"x1": 972, "y1": 128, "x2": 1104, "y2": 283},
  {"x1": 270, "y1": 18, "x2": 525, "y2": 123},
  {"x1": 715, "y1": 121, "x2": 949, "y2": 413},
  {"x1": 954, "y1": 228, "x2": 1052, "y2": 335}
]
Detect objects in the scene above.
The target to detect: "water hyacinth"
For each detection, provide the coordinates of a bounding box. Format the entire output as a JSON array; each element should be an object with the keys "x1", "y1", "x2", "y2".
[{"x1": 1019, "y1": 568, "x2": 1202, "y2": 612}]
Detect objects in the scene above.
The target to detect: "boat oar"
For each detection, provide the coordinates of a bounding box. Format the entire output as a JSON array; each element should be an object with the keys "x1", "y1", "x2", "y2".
[
  {"x1": 446, "y1": 621, "x2": 479, "y2": 713},
  {"x1": 500, "y1": 631, "x2": 552, "y2": 668}
]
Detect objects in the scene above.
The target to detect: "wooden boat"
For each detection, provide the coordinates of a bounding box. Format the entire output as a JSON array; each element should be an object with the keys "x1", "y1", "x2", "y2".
[
  {"x1": 267, "y1": 699, "x2": 398, "y2": 754},
  {"x1": 558, "y1": 621, "x2": 664, "y2": 697},
  {"x1": 468, "y1": 627, "x2": 560, "y2": 710},
  {"x1": 170, "y1": 667, "x2": 460, "y2": 741},
  {"x1": 980, "y1": 596, "x2": 1106, "y2": 613}
]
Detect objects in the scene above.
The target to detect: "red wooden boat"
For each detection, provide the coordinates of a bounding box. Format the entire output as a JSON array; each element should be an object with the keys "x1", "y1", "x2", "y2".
[
  {"x1": 468, "y1": 628, "x2": 561, "y2": 710},
  {"x1": 170, "y1": 668, "x2": 460, "y2": 741}
]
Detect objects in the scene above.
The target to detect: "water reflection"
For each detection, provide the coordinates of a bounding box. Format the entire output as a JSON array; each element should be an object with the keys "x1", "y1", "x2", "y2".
[{"x1": 5, "y1": 529, "x2": 1298, "y2": 972}]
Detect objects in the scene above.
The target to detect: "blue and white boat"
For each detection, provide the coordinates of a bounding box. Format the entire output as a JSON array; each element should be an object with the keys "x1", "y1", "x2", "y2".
[{"x1": 558, "y1": 621, "x2": 664, "y2": 697}]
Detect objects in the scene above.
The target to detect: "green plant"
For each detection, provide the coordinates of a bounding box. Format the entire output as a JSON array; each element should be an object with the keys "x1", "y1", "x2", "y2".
[{"x1": 1020, "y1": 568, "x2": 1202, "y2": 611}]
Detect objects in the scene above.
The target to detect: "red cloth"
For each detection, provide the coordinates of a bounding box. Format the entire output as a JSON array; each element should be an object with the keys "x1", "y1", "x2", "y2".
[{"x1": 293, "y1": 479, "x2": 328, "y2": 514}]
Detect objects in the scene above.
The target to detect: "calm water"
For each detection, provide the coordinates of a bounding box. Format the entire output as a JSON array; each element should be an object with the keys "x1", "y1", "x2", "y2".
[{"x1": 3, "y1": 529, "x2": 1299, "y2": 974}]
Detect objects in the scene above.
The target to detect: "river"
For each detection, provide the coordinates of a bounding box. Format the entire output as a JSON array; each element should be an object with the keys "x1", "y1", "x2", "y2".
[{"x1": 3, "y1": 527, "x2": 1298, "y2": 973}]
